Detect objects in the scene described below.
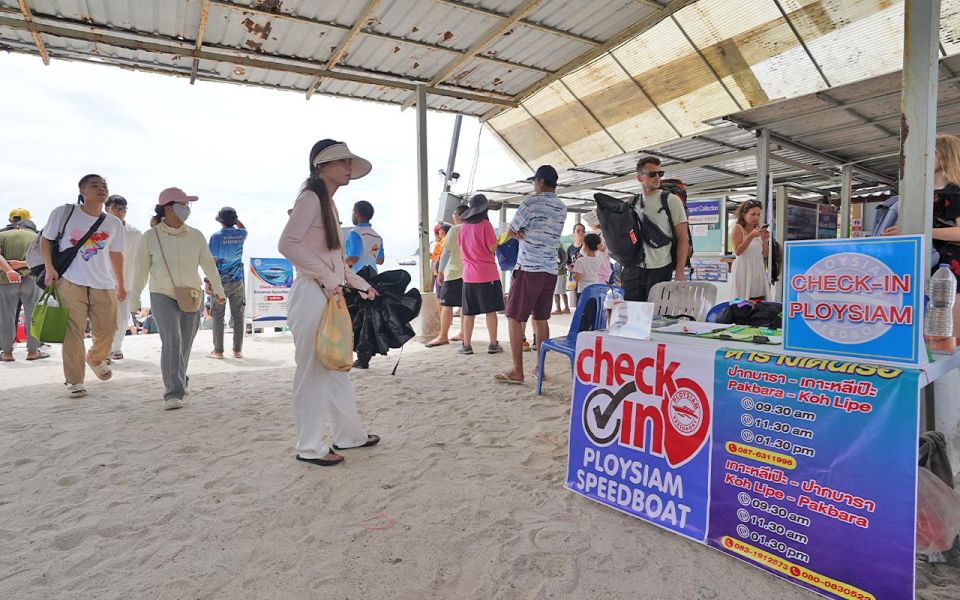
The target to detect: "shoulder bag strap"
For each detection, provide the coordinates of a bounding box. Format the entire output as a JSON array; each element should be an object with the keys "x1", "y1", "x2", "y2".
[
  {"x1": 660, "y1": 191, "x2": 676, "y2": 238},
  {"x1": 55, "y1": 204, "x2": 76, "y2": 242},
  {"x1": 154, "y1": 229, "x2": 180, "y2": 287}
]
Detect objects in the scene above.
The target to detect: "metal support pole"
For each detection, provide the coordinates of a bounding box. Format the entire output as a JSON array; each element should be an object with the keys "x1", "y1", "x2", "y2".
[
  {"x1": 575, "y1": 213, "x2": 581, "y2": 225},
  {"x1": 416, "y1": 85, "x2": 431, "y2": 292},
  {"x1": 774, "y1": 184, "x2": 788, "y2": 302},
  {"x1": 898, "y1": 0, "x2": 940, "y2": 283},
  {"x1": 839, "y1": 165, "x2": 853, "y2": 238},
  {"x1": 756, "y1": 129, "x2": 771, "y2": 211},
  {"x1": 442, "y1": 115, "x2": 463, "y2": 192},
  {"x1": 499, "y1": 206, "x2": 509, "y2": 291}
]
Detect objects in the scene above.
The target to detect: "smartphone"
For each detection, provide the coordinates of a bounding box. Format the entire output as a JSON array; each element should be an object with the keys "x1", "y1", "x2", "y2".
[{"x1": 760, "y1": 223, "x2": 769, "y2": 230}]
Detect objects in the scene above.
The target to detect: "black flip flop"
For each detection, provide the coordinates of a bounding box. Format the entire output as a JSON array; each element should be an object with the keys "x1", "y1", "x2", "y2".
[
  {"x1": 295, "y1": 451, "x2": 344, "y2": 467},
  {"x1": 333, "y1": 434, "x2": 381, "y2": 450},
  {"x1": 26, "y1": 351, "x2": 50, "y2": 361}
]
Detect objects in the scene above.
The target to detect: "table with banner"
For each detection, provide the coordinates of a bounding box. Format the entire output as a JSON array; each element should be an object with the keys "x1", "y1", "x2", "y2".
[{"x1": 566, "y1": 235, "x2": 960, "y2": 600}]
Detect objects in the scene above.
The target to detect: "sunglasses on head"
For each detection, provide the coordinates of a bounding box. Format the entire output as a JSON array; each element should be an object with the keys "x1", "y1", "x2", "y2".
[{"x1": 641, "y1": 170, "x2": 665, "y2": 178}]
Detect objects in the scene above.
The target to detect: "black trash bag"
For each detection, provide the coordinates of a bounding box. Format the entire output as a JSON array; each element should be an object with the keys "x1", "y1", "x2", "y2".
[
  {"x1": 717, "y1": 301, "x2": 783, "y2": 329},
  {"x1": 344, "y1": 267, "x2": 422, "y2": 357}
]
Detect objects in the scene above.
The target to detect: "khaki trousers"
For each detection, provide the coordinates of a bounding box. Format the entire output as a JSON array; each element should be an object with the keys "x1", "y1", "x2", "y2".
[{"x1": 59, "y1": 279, "x2": 118, "y2": 384}]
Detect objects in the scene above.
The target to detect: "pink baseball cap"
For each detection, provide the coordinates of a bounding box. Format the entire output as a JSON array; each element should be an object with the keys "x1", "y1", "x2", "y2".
[{"x1": 158, "y1": 187, "x2": 199, "y2": 206}]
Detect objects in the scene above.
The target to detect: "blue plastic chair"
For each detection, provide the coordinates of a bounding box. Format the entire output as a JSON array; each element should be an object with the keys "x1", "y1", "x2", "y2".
[
  {"x1": 705, "y1": 301, "x2": 729, "y2": 323},
  {"x1": 536, "y1": 284, "x2": 623, "y2": 395}
]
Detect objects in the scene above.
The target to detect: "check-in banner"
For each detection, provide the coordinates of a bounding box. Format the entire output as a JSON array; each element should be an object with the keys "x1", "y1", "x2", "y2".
[
  {"x1": 567, "y1": 332, "x2": 714, "y2": 542},
  {"x1": 707, "y1": 349, "x2": 919, "y2": 600}
]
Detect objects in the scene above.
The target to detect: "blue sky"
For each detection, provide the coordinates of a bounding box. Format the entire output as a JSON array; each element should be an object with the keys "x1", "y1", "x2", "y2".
[{"x1": 0, "y1": 51, "x2": 536, "y2": 260}]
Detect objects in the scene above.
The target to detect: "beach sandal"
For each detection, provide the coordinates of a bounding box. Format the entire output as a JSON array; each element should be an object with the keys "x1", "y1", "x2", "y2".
[
  {"x1": 295, "y1": 451, "x2": 344, "y2": 467},
  {"x1": 86, "y1": 357, "x2": 112, "y2": 381},
  {"x1": 26, "y1": 351, "x2": 50, "y2": 361},
  {"x1": 488, "y1": 343, "x2": 504, "y2": 354},
  {"x1": 0, "y1": 354, "x2": 14, "y2": 362},
  {"x1": 424, "y1": 340, "x2": 449, "y2": 348},
  {"x1": 208, "y1": 351, "x2": 224, "y2": 359},
  {"x1": 109, "y1": 351, "x2": 123, "y2": 360},
  {"x1": 494, "y1": 372, "x2": 524, "y2": 385},
  {"x1": 333, "y1": 434, "x2": 381, "y2": 450},
  {"x1": 232, "y1": 351, "x2": 243, "y2": 359}
]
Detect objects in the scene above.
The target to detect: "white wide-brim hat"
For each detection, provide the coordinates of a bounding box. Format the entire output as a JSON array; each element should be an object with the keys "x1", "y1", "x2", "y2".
[{"x1": 311, "y1": 142, "x2": 372, "y2": 180}]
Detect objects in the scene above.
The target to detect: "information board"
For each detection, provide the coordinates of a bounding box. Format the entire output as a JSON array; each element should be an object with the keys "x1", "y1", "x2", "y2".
[
  {"x1": 783, "y1": 236, "x2": 924, "y2": 364},
  {"x1": 247, "y1": 257, "x2": 294, "y2": 322},
  {"x1": 708, "y1": 349, "x2": 920, "y2": 600}
]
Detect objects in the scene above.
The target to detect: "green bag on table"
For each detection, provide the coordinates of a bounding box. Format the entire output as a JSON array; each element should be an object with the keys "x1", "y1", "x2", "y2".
[{"x1": 30, "y1": 282, "x2": 69, "y2": 344}]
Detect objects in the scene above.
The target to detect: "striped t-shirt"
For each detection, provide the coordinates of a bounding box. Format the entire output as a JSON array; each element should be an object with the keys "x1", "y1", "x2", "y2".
[{"x1": 509, "y1": 192, "x2": 566, "y2": 273}]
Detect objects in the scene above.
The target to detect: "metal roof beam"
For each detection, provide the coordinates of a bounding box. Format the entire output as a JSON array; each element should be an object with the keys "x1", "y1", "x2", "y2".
[
  {"x1": 430, "y1": 0, "x2": 602, "y2": 46},
  {"x1": 670, "y1": 14, "x2": 744, "y2": 111},
  {"x1": 558, "y1": 79, "x2": 625, "y2": 154},
  {"x1": 206, "y1": 1, "x2": 551, "y2": 78},
  {"x1": 480, "y1": 0, "x2": 698, "y2": 122},
  {"x1": 772, "y1": 0, "x2": 830, "y2": 87},
  {"x1": 0, "y1": 13, "x2": 518, "y2": 108},
  {"x1": 190, "y1": 0, "x2": 211, "y2": 84},
  {"x1": 306, "y1": 0, "x2": 380, "y2": 99},
  {"x1": 16, "y1": 0, "x2": 49, "y2": 65},
  {"x1": 767, "y1": 133, "x2": 895, "y2": 185},
  {"x1": 400, "y1": 0, "x2": 543, "y2": 110}
]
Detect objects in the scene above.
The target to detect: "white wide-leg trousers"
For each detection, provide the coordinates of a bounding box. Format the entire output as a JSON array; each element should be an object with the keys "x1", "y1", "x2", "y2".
[{"x1": 287, "y1": 277, "x2": 368, "y2": 459}]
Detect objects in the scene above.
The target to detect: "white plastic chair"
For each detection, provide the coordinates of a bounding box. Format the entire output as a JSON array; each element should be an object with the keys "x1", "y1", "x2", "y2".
[{"x1": 647, "y1": 281, "x2": 718, "y2": 321}]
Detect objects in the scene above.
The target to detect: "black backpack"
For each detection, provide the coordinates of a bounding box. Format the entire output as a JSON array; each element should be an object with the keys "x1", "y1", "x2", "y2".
[
  {"x1": 658, "y1": 179, "x2": 693, "y2": 267},
  {"x1": 593, "y1": 192, "x2": 644, "y2": 266}
]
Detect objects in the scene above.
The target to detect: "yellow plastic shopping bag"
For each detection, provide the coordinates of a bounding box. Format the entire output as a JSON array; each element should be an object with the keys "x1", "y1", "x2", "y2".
[{"x1": 316, "y1": 293, "x2": 354, "y2": 372}]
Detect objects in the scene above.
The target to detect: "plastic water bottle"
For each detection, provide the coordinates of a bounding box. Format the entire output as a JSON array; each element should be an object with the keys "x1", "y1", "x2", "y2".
[
  {"x1": 604, "y1": 287, "x2": 623, "y2": 329},
  {"x1": 925, "y1": 264, "x2": 957, "y2": 353}
]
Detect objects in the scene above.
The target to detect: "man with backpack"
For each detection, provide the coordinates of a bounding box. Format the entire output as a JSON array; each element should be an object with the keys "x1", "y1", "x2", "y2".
[{"x1": 622, "y1": 156, "x2": 690, "y2": 301}]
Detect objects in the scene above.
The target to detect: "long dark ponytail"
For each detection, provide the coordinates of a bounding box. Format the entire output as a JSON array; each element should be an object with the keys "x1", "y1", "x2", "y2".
[{"x1": 305, "y1": 139, "x2": 343, "y2": 251}]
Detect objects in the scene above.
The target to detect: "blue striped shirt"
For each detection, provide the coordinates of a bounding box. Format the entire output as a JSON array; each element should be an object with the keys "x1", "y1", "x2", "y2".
[{"x1": 509, "y1": 192, "x2": 566, "y2": 273}]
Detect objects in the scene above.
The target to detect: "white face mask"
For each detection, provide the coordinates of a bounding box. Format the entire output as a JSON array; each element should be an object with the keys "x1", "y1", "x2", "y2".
[{"x1": 172, "y1": 203, "x2": 191, "y2": 222}]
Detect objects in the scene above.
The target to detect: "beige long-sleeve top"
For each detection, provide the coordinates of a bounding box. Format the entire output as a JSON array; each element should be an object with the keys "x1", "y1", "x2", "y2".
[
  {"x1": 134, "y1": 222, "x2": 224, "y2": 302},
  {"x1": 278, "y1": 188, "x2": 371, "y2": 293}
]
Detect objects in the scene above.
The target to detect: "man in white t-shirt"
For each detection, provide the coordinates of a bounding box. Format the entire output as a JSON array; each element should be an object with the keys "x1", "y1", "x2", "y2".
[
  {"x1": 40, "y1": 174, "x2": 126, "y2": 398},
  {"x1": 105, "y1": 194, "x2": 142, "y2": 361}
]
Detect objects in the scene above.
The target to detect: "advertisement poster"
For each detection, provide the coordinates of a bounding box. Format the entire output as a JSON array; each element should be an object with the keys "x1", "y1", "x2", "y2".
[
  {"x1": 247, "y1": 257, "x2": 294, "y2": 322},
  {"x1": 567, "y1": 333, "x2": 714, "y2": 541},
  {"x1": 783, "y1": 236, "x2": 924, "y2": 364},
  {"x1": 708, "y1": 349, "x2": 920, "y2": 600}
]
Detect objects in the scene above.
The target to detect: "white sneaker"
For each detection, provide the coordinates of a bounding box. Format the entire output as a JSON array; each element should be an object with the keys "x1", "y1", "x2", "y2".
[
  {"x1": 164, "y1": 398, "x2": 185, "y2": 410},
  {"x1": 66, "y1": 383, "x2": 87, "y2": 398}
]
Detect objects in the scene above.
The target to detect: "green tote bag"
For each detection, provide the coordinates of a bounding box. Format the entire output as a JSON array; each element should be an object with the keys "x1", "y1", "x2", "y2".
[{"x1": 30, "y1": 282, "x2": 70, "y2": 344}]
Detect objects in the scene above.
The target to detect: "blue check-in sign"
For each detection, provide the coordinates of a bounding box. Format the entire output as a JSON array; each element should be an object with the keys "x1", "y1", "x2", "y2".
[{"x1": 783, "y1": 236, "x2": 924, "y2": 364}]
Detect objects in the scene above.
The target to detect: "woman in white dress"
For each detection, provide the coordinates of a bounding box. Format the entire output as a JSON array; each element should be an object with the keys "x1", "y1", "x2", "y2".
[{"x1": 730, "y1": 199, "x2": 770, "y2": 300}]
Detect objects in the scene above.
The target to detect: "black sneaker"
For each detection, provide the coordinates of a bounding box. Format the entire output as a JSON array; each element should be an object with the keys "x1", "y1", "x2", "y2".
[
  {"x1": 457, "y1": 345, "x2": 474, "y2": 355},
  {"x1": 353, "y1": 358, "x2": 370, "y2": 369}
]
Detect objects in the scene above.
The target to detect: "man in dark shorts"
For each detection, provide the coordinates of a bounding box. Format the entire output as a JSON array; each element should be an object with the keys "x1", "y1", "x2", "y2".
[{"x1": 496, "y1": 165, "x2": 567, "y2": 384}]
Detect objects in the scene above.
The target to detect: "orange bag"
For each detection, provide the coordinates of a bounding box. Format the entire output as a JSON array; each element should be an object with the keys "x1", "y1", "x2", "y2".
[{"x1": 316, "y1": 293, "x2": 354, "y2": 372}]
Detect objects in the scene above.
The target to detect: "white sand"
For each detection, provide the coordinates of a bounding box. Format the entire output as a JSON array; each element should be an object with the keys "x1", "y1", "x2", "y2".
[{"x1": 1, "y1": 316, "x2": 957, "y2": 599}]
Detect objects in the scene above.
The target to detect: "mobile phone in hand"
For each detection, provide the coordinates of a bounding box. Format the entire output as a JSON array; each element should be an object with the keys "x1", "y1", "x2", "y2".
[{"x1": 760, "y1": 223, "x2": 769, "y2": 230}]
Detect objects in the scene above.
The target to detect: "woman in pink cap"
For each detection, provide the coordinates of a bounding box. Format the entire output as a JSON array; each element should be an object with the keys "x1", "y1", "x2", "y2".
[
  {"x1": 133, "y1": 187, "x2": 224, "y2": 410},
  {"x1": 279, "y1": 140, "x2": 380, "y2": 468}
]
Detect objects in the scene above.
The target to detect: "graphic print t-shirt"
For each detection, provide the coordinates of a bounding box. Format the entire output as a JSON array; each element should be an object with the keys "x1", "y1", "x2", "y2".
[
  {"x1": 43, "y1": 205, "x2": 124, "y2": 289},
  {"x1": 209, "y1": 227, "x2": 248, "y2": 282}
]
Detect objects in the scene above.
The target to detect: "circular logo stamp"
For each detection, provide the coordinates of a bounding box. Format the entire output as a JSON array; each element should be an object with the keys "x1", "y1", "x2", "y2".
[
  {"x1": 795, "y1": 252, "x2": 904, "y2": 344},
  {"x1": 668, "y1": 388, "x2": 702, "y2": 436}
]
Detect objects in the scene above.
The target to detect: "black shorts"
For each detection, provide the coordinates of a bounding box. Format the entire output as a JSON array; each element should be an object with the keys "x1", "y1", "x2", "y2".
[
  {"x1": 439, "y1": 278, "x2": 463, "y2": 307},
  {"x1": 462, "y1": 280, "x2": 505, "y2": 316}
]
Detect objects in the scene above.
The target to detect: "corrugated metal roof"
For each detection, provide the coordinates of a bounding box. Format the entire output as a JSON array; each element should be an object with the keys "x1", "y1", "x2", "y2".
[
  {"x1": 0, "y1": 0, "x2": 682, "y2": 116},
  {"x1": 487, "y1": 0, "x2": 960, "y2": 170}
]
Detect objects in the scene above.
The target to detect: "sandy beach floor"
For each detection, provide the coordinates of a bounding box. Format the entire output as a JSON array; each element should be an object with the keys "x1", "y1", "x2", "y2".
[{"x1": 1, "y1": 315, "x2": 958, "y2": 599}]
